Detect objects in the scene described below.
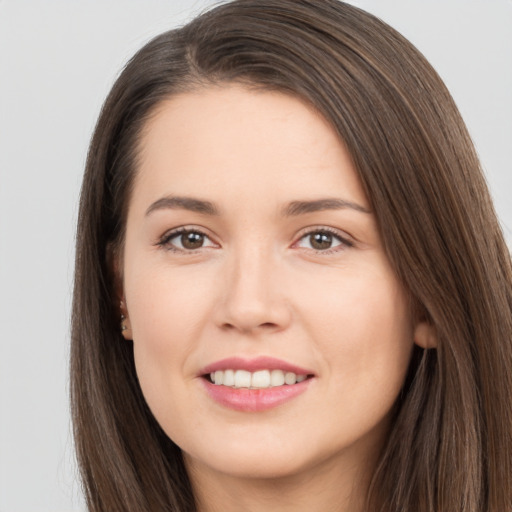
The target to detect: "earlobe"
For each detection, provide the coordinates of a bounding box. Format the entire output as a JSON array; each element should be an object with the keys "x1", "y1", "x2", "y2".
[
  {"x1": 120, "y1": 299, "x2": 133, "y2": 340},
  {"x1": 108, "y1": 243, "x2": 132, "y2": 340},
  {"x1": 413, "y1": 321, "x2": 437, "y2": 349}
]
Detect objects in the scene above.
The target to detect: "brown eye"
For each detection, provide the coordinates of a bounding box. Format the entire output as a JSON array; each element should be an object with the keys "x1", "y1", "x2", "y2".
[
  {"x1": 310, "y1": 232, "x2": 333, "y2": 250},
  {"x1": 160, "y1": 229, "x2": 216, "y2": 251},
  {"x1": 295, "y1": 229, "x2": 350, "y2": 252},
  {"x1": 181, "y1": 231, "x2": 205, "y2": 249}
]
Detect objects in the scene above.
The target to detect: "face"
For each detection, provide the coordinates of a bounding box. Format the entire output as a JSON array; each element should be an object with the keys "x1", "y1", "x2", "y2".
[{"x1": 120, "y1": 85, "x2": 428, "y2": 483}]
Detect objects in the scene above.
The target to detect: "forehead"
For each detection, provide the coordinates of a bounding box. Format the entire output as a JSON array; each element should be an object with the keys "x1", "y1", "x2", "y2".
[{"x1": 132, "y1": 84, "x2": 368, "y2": 212}]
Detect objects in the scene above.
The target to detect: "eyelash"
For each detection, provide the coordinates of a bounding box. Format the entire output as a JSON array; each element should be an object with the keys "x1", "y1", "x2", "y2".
[
  {"x1": 294, "y1": 226, "x2": 354, "y2": 254},
  {"x1": 156, "y1": 227, "x2": 217, "y2": 253},
  {"x1": 156, "y1": 226, "x2": 354, "y2": 254}
]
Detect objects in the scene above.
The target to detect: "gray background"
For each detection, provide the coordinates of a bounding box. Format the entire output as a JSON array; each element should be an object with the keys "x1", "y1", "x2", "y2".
[{"x1": 0, "y1": 1, "x2": 510, "y2": 511}]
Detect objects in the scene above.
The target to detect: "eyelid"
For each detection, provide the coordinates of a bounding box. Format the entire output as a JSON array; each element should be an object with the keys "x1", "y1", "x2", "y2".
[
  {"x1": 292, "y1": 225, "x2": 354, "y2": 253},
  {"x1": 155, "y1": 224, "x2": 354, "y2": 254},
  {"x1": 156, "y1": 225, "x2": 219, "y2": 252}
]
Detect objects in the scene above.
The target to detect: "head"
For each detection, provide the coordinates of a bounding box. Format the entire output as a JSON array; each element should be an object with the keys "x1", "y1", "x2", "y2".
[{"x1": 71, "y1": 1, "x2": 512, "y2": 511}]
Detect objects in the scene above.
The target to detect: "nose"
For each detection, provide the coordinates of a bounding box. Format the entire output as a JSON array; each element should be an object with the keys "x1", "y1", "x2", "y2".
[{"x1": 214, "y1": 244, "x2": 292, "y2": 335}]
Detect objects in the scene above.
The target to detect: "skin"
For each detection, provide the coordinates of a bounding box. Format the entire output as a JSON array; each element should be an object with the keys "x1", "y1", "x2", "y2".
[{"x1": 120, "y1": 85, "x2": 434, "y2": 512}]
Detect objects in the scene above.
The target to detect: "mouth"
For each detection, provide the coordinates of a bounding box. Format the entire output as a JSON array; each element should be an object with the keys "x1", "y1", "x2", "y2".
[
  {"x1": 199, "y1": 356, "x2": 315, "y2": 412},
  {"x1": 203, "y1": 369, "x2": 313, "y2": 389}
]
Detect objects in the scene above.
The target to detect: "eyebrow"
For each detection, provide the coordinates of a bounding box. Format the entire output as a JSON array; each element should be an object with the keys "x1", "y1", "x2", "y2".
[
  {"x1": 282, "y1": 198, "x2": 371, "y2": 216},
  {"x1": 146, "y1": 196, "x2": 219, "y2": 216},
  {"x1": 145, "y1": 195, "x2": 371, "y2": 217}
]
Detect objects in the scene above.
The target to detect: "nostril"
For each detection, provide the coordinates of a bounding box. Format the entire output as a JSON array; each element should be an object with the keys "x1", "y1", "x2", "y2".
[{"x1": 220, "y1": 321, "x2": 279, "y2": 332}]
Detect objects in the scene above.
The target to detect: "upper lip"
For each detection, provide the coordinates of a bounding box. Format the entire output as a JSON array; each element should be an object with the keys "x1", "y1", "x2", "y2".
[{"x1": 199, "y1": 356, "x2": 314, "y2": 376}]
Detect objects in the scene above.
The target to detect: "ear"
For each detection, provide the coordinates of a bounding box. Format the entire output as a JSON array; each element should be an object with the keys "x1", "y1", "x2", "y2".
[
  {"x1": 413, "y1": 321, "x2": 437, "y2": 349},
  {"x1": 108, "y1": 242, "x2": 133, "y2": 341},
  {"x1": 120, "y1": 299, "x2": 133, "y2": 341}
]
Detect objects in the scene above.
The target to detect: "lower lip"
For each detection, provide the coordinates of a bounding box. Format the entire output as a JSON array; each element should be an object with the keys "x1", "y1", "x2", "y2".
[{"x1": 201, "y1": 377, "x2": 313, "y2": 412}]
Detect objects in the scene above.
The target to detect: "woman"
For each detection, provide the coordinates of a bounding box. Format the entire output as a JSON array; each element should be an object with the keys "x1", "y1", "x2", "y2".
[{"x1": 71, "y1": 1, "x2": 512, "y2": 510}]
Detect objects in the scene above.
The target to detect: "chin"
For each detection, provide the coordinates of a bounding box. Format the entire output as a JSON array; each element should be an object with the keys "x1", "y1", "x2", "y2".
[{"x1": 181, "y1": 435, "x2": 315, "y2": 481}]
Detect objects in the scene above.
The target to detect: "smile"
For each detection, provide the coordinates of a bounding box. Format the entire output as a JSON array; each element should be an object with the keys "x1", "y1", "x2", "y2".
[
  {"x1": 208, "y1": 369, "x2": 308, "y2": 388},
  {"x1": 199, "y1": 357, "x2": 315, "y2": 412}
]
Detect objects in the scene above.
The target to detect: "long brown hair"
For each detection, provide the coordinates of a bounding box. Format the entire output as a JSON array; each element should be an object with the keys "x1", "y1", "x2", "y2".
[{"x1": 71, "y1": 1, "x2": 512, "y2": 510}]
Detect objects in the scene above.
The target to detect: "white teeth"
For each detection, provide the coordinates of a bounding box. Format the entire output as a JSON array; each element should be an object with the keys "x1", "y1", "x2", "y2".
[
  {"x1": 223, "y1": 369, "x2": 235, "y2": 386},
  {"x1": 284, "y1": 372, "x2": 297, "y2": 385},
  {"x1": 209, "y1": 369, "x2": 308, "y2": 388},
  {"x1": 251, "y1": 370, "x2": 270, "y2": 388},
  {"x1": 270, "y1": 369, "x2": 285, "y2": 386},
  {"x1": 234, "y1": 370, "x2": 252, "y2": 388}
]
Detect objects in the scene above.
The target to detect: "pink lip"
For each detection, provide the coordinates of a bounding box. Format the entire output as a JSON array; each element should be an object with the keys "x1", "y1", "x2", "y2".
[
  {"x1": 198, "y1": 356, "x2": 315, "y2": 412},
  {"x1": 199, "y1": 356, "x2": 314, "y2": 376}
]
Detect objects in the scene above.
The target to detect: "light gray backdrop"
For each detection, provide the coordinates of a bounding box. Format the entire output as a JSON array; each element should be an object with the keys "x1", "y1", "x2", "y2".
[{"x1": 0, "y1": 1, "x2": 510, "y2": 511}]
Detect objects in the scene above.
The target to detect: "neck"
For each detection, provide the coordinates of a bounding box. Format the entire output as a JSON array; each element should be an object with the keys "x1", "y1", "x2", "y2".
[{"x1": 185, "y1": 450, "x2": 375, "y2": 512}]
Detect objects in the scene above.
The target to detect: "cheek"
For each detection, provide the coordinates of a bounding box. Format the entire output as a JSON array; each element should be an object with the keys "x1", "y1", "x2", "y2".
[
  {"x1": 301, "y1": 265, "x2": 412, "y2": 342},
  {"x1": 127, "y1": 261, "x2": 214, "y2": 352},
  {"x1": 124, "y1": 260, "x2": 217, "y2": 409},
  {"x1": 298, "y1": 266, "x2": 413, "y2": 395},
  {"x1": 124, "y1": 264, "x2": 216, "y2": 440}
]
